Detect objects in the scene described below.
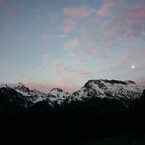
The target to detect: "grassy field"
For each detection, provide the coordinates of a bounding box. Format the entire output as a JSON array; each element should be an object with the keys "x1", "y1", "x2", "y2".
[{"x1": 79, "y1": 134, "x2": 145, "y2": 145}]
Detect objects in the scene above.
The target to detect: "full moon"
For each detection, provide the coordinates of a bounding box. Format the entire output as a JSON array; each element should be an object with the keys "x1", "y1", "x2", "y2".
[{"x1": 131, "y1": 65, "x2": 135, "y2": 69}]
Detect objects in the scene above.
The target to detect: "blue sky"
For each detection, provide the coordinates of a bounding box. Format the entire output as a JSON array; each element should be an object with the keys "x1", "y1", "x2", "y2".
[{"x1": 0, "y1": 0, "x2": 145, "y2": 93}]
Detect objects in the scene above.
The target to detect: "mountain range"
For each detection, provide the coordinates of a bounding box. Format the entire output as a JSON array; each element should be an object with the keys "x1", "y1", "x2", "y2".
[
  {"x1": 0, "y1": 79, "x2": 145, "y2": 144},
  {"x1": 0, "y1": 80, "x2": 144, "y2": 107}
]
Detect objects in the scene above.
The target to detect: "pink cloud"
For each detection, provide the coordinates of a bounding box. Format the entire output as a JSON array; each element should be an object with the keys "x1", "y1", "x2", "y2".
[
  {"x1": 64, "y1": 38, "x2": 81, "y2": 50},
  {"x1": 133, "y1": 76, "x2": 145, "y2": 86},
  {"x1": 43, "y1": 54, "x2": 49, "y2": 59},
  {"x1": 77, "y1": 59, "x2": 88, "y2": 63},
  {"x1": 64, "y1": 38, "x2": 81, "y2": 57},
  {"x1": 98, "y1": 65, "x2": 115, "y2": 73},
  {"x1": 57, "y1": 75, "x2": 81, "y2": 92},
  {"x1": 95, "y1": 47, "x2": 110, "y2": 60},
  {"x1": 127, "y1": 47, "x2": 145, "y2": 60},
  {"x1": 80, "y1": 27, "x2": 88, "y2": 35},
  {"x1": 129, "y1": 2, "x2": 145, "y2": 19},
  {"x1": 63, "y1": 66, "x2": 74, "y2": 72},
  {"x1": 26, "y1": 81, "x2": 79, "y2": 93},
  {"x1": 64, "y1": 6, "x2": 95, "y2": 18},
  {"x1": 68, "y1": 59, "x2": 88, "y2": 66},
  {"x1": 52, "y1": 62, "x2": 63, "y2": 67},
  {"x1": 68, "y1": 50, "x2": 78, "y2": 57},
  {"x1": 96, "y1": 54, "x2": 109, "y2": 60},
  {"x1": 39, "y1": 34, "x2": 50, "y2": 41},
  {"x1": 25, "y1": 82, "x2": 57, "y2": 94},
  {"x1": 75, "y1": 68, "x2": 92, "y2": 78},
  {"x1": 59, "y1": 19, "x2": 77, "y2": 32},
  {"x1": 57, "y1": 75, "x2": 72, "y2": 84},
  {"x1": 58, "y1": 34, "x2": 67, "y2": 38},
  {"x1": 101, "y1": 1, "x2": 145, "y2": 42},
  {"x1": 96, "y1": 0, "x2": 116, "y2": 16},
  {"x1": 85, "y1": 47, "x2": 96, "y2": 55},
  {"x1": 101, "y1": 20, "x2": 127, "y2": 44},
  {"x1": 83, "y1": 36, "x2": 97, "y2": 44},
  {"x1": 25, "y1": 69, "x2": 80, "y2": 93}
]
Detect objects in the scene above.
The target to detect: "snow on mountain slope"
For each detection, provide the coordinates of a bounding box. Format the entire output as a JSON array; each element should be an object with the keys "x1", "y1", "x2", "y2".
[
  {"x1": 0, "y1": 82, "x2": 47, "y2": 104},
  {"x1": 48, "y1": 88, "x2": 71, "y2": 105},
  {"x1": 72, "y1": 80, "x2": 145, "y2": 102}
]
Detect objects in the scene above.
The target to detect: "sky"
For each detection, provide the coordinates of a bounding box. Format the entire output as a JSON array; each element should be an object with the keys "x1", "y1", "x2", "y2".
[{"x1": 0, "y1": 0, "x2": 145, "y2": 93}]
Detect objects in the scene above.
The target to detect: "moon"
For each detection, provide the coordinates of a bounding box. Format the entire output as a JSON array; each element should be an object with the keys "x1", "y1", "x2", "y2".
[{"x1": 131, "y1": 65, "x2": 135, "y2": 69}]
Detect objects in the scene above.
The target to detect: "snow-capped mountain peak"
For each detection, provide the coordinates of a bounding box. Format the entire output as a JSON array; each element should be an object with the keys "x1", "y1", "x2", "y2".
[
  {"x1": 17, "y1": 82, "x2": 25, "y2": 87},
  {"x1": 49, "y1": 88, "x2": 70, "y2": 97},
  {"x1": 0, "y1": 82, "x2": 48, "y2": 106},
  {"x1": 0, "y1": 82, "x2": 25, "y2": 89},
  {"x1": 72, "y1": 79, "x2": 145, "y2": 103},
  {"x1": 47, "y1": 88, "x2": 71, "y2": 105}
]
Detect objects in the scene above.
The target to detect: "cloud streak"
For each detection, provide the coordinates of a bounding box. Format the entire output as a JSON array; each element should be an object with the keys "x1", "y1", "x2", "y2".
[
  {"x1": 96, "y1": 0, "x2": 116, "y2": 16},
  {"x1": 26, "y1": 75, "x2": 80, "y2": 93},
  {"x1": 75, "y1": 67, "x2": 92, "y2": 78},
  {"x1": 59, "y1": 19, "x2": 77, "y2": 32},
  {"x1": 64, "y1": 6, "x2": 95, "y2": 18},
  {"x1": 64, "y1": 38, "x2": 81, "y2": 50},
  {"x1": 39, "y1": 34, "x2": 51, "y2": 41}
]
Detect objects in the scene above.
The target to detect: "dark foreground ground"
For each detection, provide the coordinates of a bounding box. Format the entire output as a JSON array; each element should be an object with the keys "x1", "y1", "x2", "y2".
[{"x1": 78, "y1": 134, "x2": 145, "y2": 145}]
